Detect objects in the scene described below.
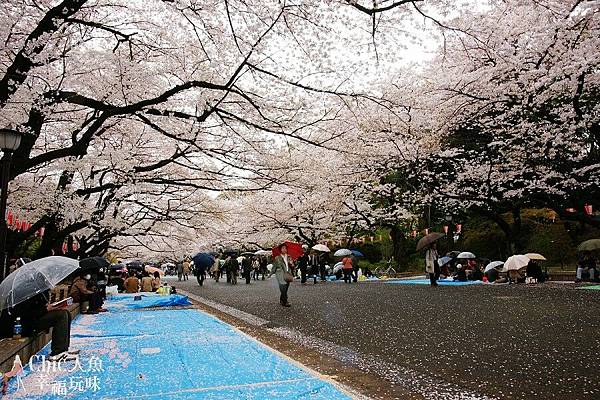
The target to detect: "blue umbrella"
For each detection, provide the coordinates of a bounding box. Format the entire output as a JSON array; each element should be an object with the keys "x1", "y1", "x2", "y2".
[
  {"x1": 351, "y1": 250, "x2": 364, "y2": 257},
  {"x1": 192, "y1": 253, "x2": 214, "y2": 272}
]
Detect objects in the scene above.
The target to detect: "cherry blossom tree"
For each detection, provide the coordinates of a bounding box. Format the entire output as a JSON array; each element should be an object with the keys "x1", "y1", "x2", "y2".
[
  {"x1": 2, "y1": 0, "x2": 448, "y2": 259},
  {"x1": 361, "y1": 0, "x2": 600, "y2": 254}
]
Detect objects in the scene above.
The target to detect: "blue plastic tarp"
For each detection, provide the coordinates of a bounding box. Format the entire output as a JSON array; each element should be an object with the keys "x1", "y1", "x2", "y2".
[
  {"x1": 107, "y1": 293, "x2": 192, "y2": 311},
  {"x1": 7, "y1": 305, "x2": 350, "y2": 399}
]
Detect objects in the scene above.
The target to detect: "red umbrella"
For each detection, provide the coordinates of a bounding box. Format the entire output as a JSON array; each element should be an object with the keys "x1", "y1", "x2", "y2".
[{"x1": 272, "y1": 241, "x2": 304, "y2": 259}]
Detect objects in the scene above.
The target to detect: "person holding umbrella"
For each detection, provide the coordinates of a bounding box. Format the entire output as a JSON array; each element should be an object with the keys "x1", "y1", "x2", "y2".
[
  {"x1": 1, "y1": 291, "x2": 79, "y2": 362},
  {"x1": 342, "y1": 255, "x2": 354, "y2": 283},
  {"x1": 425, "y1": 242, "x2": 440, "y2": 287},
  {"x1": 417, "y1": 232, "x2": 445, "y2": 287},
  {"x1": 269, "y1": 243, "x2": 295, "y2": 307},
  {"x1": 192, "y1": 253, "x2": 213, "y2": 287},
  {"x1": 0, "y1": 256, "x2": 81, "y2": 362}
]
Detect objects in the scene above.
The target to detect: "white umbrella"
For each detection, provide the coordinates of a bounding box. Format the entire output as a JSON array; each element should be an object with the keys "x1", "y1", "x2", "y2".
[
  {"x1": 525, "y1": 253, "x2": 546, "y2": 261},
  {"x1": 333, "y1": 262, "x2": 344, "y2": 274},
  {"x1": 333, "y1": 249, "x2": 353, "y2": 257},
  {"x1": 254, "y1": 250, "x2": 271, "y2": 256},
  {"x1": 438, "y1": 256, "x2": 452, "y2": 266},
  {"x1": 0, "y1": 256, "x2": 80, "y2": 310},
  {"x1": 484, "y1": 261, "x2": 504, "y2": 273},
  {"x1": 457, "y1": 251, "x2": 476, "y2": 259},
  {"x1": 312, "y1": 244, "x2": 331, "y2": 252},
  {"x1": 502, "y1": 255, "x2": 530, "y2": 272}
]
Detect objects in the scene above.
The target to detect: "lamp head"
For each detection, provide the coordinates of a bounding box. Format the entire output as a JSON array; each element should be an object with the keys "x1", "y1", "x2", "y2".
[{"x1": 0, "y1": 126, "x2": 22, "y2": 151}]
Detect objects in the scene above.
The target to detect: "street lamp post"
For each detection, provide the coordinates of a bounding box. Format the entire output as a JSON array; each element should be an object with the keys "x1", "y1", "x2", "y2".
[{"x1": 0, "y1": 127, "x2": 22, "y2": 282}]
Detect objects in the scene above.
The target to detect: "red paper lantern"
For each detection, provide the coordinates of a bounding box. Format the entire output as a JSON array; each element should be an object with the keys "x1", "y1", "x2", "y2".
[
  {"x1": 72, "y1": 241, "x2": 79, "y2": 251},
  {"x1": 38, "y1": 227, "x2": 45, "y2": 237},
  {"x1": 13, "y1": 217, "x2": 19, "y2": 228},
  {"x1": 62, "y1": 242, "x2": 68, "y2": 254},
  {"x1": 443, "y1": 225, "x2": 449, "y2": 233},
  {"x1": 584, "y1": 204, "x2": 593, "y2": 215},
  {"x1": 6, "y1": 211, "x2": 12, "y2": 225},
  {"x1": 456, "y1": 224, "x2": 462, "y2": 233}
]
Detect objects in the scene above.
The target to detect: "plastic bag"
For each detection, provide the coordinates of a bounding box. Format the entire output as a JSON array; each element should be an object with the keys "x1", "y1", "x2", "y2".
[{"x1": 106, "y1": 285, "x2": 119, "y2": 296}]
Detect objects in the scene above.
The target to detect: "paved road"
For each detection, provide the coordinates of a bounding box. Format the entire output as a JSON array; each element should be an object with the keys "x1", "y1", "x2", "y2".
[{"x1": 176, "y1": 276, "x2": 600, "y2": 400}]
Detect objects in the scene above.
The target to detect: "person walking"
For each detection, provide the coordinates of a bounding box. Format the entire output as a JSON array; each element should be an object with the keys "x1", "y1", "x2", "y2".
[
  {"x1": 195, "y1": 260, "x2": 207, "y2": 287},
  {"x1": 210, "y1": 257, "x2": 220, "y2": 282},
  {"x1": 351, "y1": 254, "x2": 360, "y2": 282},
  {"x1": 225, "y1": 256, "x2": 239, "y2": 285},
  {"x1": 259, "y1": 257, "x2": 268, "y2": 280},
  {"x1": 318, "y1": 254, "x2": 327, "y2": 282},
  {"x1": 252, "y1": 257, "x2": 260, "y2": 280},
  {"x1": 182, "y1": 259, "x2": 191, "y2": 281},
  {"x1": 176, "y1": 261, "x2": 183, "y2": 281},
  {"x1": 298, "y1": 248, "x2": 309, "y2": 284},
  {"x1": 425, "y1": 242, "x2": 440, "y2": 287},
  {"x1": 242, "y1": 256, "x2": 252, "y2": 284},
  {"x1": 342, "y1": 256, "x2": 353, "y2": 283},
  {"x1": 270, "y1": 244, "x2": 293, "y2": 307},
  {"x1": 309, "y1": 253, "x2": 319, "y2": 284}
]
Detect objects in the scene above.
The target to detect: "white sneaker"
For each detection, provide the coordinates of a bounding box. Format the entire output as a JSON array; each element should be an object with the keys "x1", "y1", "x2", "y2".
[
  {"x1": 48, "y1": 352, "x2": 77, "y2": 362},
  {"x1": 67, "y1": 348, "x2": 80, "y2": 355}
]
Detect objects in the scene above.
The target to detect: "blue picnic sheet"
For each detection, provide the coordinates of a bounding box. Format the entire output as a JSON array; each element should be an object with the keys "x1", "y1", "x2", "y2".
[
  {"x1": 6, "y1": 305, "x2": 349, "y2": 399},
  {"x1": 107, "y1": 293, "x2": 192, "y2": 311},
  {"x1": 386, "y1": 278, "x2": 484, "y2": 286}
]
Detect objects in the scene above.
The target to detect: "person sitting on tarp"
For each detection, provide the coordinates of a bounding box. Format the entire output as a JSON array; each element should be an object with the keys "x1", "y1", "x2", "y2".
[
  {"x1": 108, "y1": 272, "x2": 126, "y2": 292},
  {"x1": 140, "y1": 271, "x2": 153, "y2": 292},
  {"x1": 453, "y1": 264, "x2": 467, "y2": 282},
  {"x1": 575, "y1": 252, "x2": 598, "y2": 282},
  {"x1": 484, "y1": 267, "x2": 499, "y2": 283},
  {"x1": 469, "y1": 260, "x2": 483, "y2": 281},
  {"x1": 152, "y1": 271, "x2": 161, "y2": 291},
  {"x1": 69, "y1": 273, "x2": 106, "y2": 314},
  {"x1": 526, "y1": 260, "x2": 546, "y2": 283},
  {"x1": 124, "y1": 271, "x2": 140, "y2": 293},
  {"x1": 508, "y1": 269, "x2": 526, "y2": 284},
  {"x1": 0, "y1": 291, "x2": 79, "y2": 362}
]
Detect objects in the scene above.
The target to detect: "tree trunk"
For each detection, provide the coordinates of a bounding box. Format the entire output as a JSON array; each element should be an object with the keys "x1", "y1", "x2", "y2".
[{"x1": 389, "y1": 225, "x2": 406, "y2": 270}]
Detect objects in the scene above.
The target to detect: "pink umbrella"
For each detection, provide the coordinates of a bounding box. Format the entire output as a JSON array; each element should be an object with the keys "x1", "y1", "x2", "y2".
[{"x1": 145, "y1": 266, "x2": 164, "y2": 276}]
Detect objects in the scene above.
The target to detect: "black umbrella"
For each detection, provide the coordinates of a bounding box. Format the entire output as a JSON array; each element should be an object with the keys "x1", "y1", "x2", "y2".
[
  {"x1": 126, "y1": 260, "x2": 144, "y2": 269},
  {"x1": 79, "y1": 256, "x2": 110, "y2": 272}
]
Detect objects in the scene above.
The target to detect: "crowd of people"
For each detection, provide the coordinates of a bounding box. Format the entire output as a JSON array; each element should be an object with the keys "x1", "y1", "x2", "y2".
[{"x1": 422, "y1": 242, "x2": 599, "y2": 287}]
